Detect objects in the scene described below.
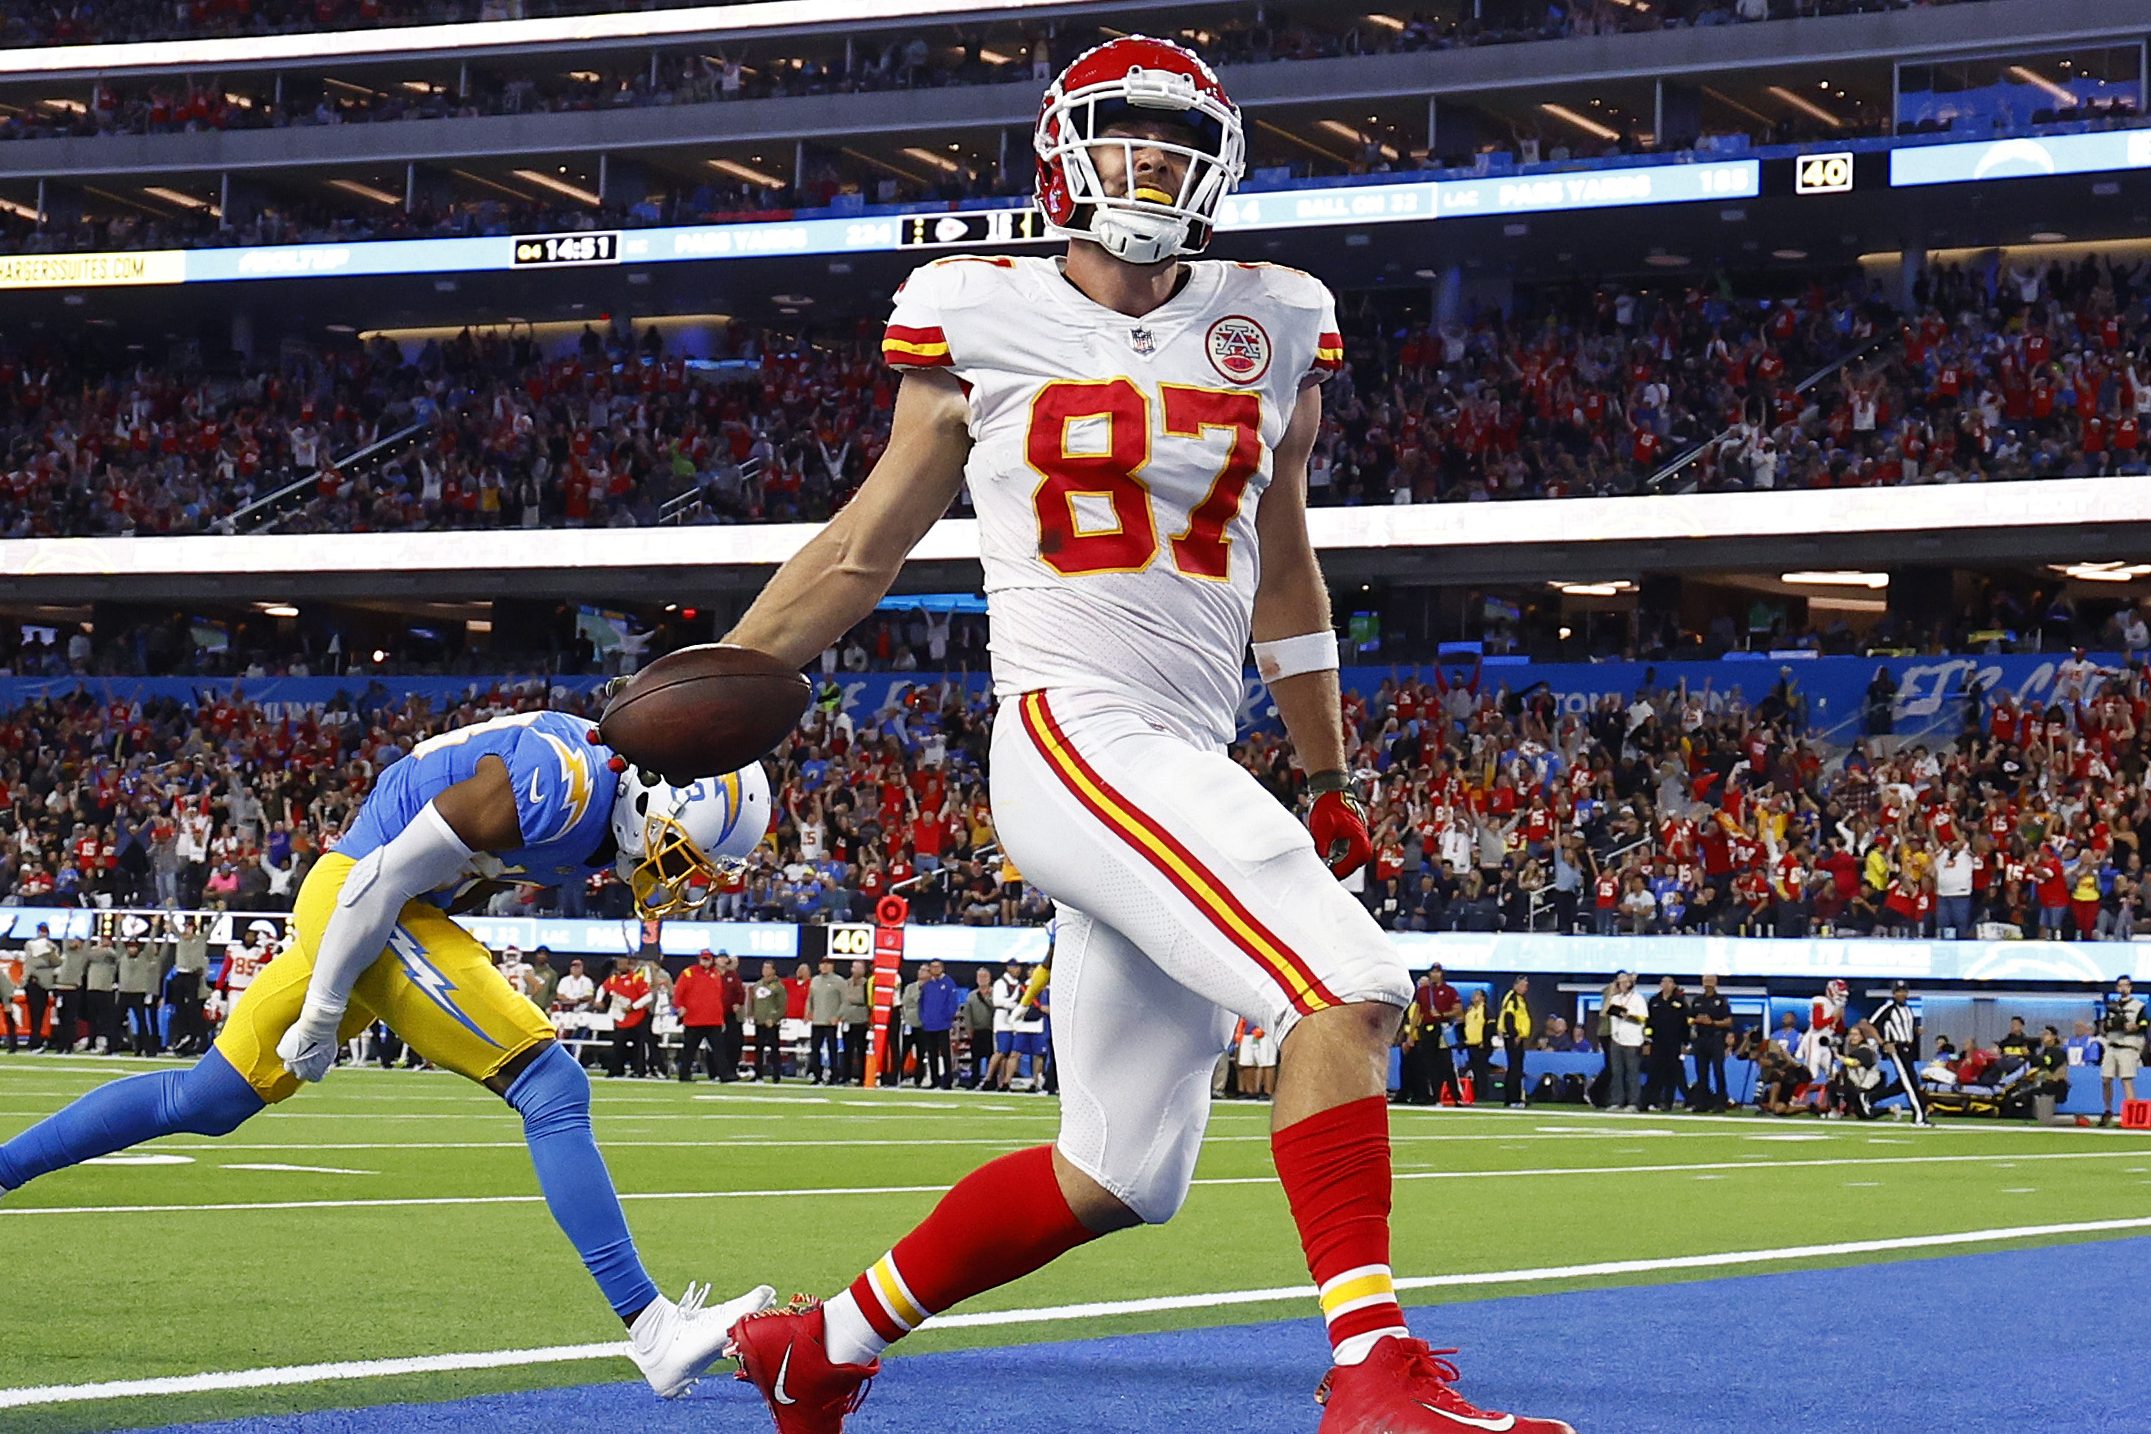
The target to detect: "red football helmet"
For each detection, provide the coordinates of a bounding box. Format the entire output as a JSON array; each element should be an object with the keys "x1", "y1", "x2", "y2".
[{"x1": 1033, "y1": 36, "x2": 1245, "y2": 265}]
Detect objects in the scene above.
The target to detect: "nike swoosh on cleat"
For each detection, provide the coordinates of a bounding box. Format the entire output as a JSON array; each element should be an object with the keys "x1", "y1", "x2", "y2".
[
  {"x1": 773, "y1": 1345, "x2": 797, "y2": 1406},
  {"x1": 1419, "y1": 1407, "x2": 1515, "y2": 1431}
]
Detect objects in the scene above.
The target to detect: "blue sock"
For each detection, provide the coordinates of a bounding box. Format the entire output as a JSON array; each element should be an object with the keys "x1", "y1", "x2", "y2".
[
  {"x1": 506, "y1": 1043, "x2": 661, "y2": 1319},
  {"x1": 0, "y1": 1051, "x2": 262, "y2": 1190}
]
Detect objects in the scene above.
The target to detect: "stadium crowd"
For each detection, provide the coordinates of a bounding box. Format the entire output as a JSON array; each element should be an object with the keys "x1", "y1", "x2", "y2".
[
  {"x1": 0, "y1": 317, "x2": 900, "y2": 538},
  {"x1": 9, "y1": 255, "x2": 2151, "y2": 543},
  {"x1": 1, "y1": 644, "x2": 2148, "y2": 950},
  {"x1": 1328, "y1": 658, "x2": 2151, "y2": 943}
]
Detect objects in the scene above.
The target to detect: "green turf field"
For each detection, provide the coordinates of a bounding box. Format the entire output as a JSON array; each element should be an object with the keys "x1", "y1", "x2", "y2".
[{"x1": 4, "y1": 1055, "x2": 2150, "y2": 1432}]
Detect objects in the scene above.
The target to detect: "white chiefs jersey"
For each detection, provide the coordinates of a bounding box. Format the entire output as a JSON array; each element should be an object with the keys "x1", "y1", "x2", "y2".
[
  {"x1": 884, "y1": 255, "x2": 1342, "y2": 746},
  {"x1": 221, "y1": 942, "x2": 272, "y2": 1008}
]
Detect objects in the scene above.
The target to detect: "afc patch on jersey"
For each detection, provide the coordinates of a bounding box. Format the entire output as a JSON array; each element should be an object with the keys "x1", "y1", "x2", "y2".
[{"x1": 1205, "y1": 314, "x2": 1272, "y2": 385}]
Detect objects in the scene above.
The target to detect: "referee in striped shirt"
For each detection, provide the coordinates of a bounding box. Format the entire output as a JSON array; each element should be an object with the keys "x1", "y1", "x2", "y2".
[{"x1": 1872, "y1": 982, "x2": 1932, "y2": 1126}]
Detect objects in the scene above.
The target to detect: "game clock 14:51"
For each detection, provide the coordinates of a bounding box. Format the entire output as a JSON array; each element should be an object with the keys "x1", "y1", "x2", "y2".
[{"x1": 511, "y1": 232, "x2": 621, "y2": 267}]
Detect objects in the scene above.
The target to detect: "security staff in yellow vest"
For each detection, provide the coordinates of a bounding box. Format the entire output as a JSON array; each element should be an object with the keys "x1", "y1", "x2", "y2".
[
  {"x1": 1461, "y1": 990, "x2": 1493, "y2": 1104},
  {"x1": 1498, "y1": 975, "x2": 1534, "y2": 1108}
]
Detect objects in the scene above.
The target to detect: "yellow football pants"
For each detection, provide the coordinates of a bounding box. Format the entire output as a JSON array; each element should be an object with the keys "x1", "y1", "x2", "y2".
[{"x1": 215, "y1": 853, "x2": 555, "y2": 1103}]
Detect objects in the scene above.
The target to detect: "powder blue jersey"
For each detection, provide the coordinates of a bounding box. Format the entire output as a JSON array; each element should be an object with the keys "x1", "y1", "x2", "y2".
[{"x1": 338, "y1": 710, "x2": 616, "y2": 905}]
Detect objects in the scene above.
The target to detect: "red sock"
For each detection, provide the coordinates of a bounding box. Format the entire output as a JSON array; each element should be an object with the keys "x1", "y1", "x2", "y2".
[
  {"x1": 833, "y1": 1145, "x2": 1097, "y2": 1354},
  {"x1": 1273, "y1": 1095, "x2": 1410, "y2": 1361}
]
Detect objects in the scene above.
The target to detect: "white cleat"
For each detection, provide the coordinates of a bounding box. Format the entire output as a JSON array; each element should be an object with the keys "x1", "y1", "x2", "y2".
[{"x1": 628, "y1": 1281, "x2": 777, "y2": 1398}]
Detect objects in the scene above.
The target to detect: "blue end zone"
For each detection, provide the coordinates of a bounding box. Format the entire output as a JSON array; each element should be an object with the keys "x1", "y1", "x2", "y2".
[{"x1": 156, "y1": 1238, "x2": 2148, "y2": 1433}]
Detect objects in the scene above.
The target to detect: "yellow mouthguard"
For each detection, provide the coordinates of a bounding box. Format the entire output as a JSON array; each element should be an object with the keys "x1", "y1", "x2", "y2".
[{"x1": 1133, "y1": 185, "x2": 1174, "y2": 205}]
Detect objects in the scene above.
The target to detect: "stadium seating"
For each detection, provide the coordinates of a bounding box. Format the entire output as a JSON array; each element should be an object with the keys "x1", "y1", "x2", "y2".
[
  {"x1": 2, "y1": 657, "x2": 2143, "y2": 942},
  {"x1": 10, "y1": 259, "x2": 2151, "y2": 539}
]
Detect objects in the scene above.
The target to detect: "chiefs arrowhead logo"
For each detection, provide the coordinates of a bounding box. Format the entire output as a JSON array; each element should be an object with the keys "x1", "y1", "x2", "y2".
[{"x1": 1205, "y1": 315, "x2": 1272, "y2": 385}]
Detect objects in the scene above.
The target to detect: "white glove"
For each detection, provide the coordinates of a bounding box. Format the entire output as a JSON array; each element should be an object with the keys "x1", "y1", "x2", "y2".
[{"x1": 275, "y1": 999, "x2": 345, "y2": 1083}]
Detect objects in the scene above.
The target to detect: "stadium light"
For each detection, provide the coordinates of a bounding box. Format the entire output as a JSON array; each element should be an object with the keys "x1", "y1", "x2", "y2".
[
  {"x1": 142, "y1": 187, "x2": 215, "y2": 211},
  {"x1": 708, "y1": 158, "x2": 788, "y2": 188},
  {"x1": 2006, "y1": 65, "x2": 2077, "y2": 106},
  {"x1": 1765, "y1": 85, "x2": 1843, "y2": 129},
  {"x1": 1316, "y1": 119, "x2": 1398, "y2": 161},
  {"x1": 2052, "y1": 562, "x2": 2151, "y2": 583},
  {"x1": 511, "y1": 168, "x2": 601, "y2": 205},
  {"x1": 448, "y1": 167, "x2": 535, "y2": 201},
  {"x1": 1781, "y1": 570, "x2": 1889, "y2": 588},
  {"x1": 900, "y1": 147, "x2": 963, "y2": 174},
  {"x1": 5, "y1": 479, "x2": 2147, "y2": 580},
  {"x1": 0, "y1": 0, "x2": 1084, "y2": 77},
  {"x1": 326, "y1": 179, "x2": 404, "y2": 207},
  {"x1": 1539, "y1": 103, "x2": 1620, "y2": 142}
]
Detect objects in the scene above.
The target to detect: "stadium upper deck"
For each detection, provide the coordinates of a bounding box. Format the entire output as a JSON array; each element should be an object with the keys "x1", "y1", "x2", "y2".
[
  {"x1": 0, "y1": 0, "x2": 1997, "y2": 55},
  {"x1": 0, "y1": 0, "x2": 2134, "y2": 270}
]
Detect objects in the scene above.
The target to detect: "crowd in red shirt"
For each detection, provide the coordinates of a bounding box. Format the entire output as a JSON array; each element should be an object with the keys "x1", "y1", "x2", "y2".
[
  {"x1": 1684, "y1": 255, "x2": 2151, "y2": 493},
  {"x1": 10, "y1": 258, "x2": 2150, "y2": 541},
  {"x1": 1322, "y1": 664, "x2": 2151, "y2": 943},
  {"x1": 2, "y1": 653, "x2": 2148, "y2": 945},
  {"x1": 0, "y1": 680, "x2": 610, "y2": 913},
  {"x1": 0, "y1": 321, "x2": 897, "y2": 538}
]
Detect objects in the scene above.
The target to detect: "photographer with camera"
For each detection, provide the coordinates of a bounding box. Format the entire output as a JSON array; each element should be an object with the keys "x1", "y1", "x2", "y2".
[
  {"x1": 1830, "y1": 1022, "x2": 1887, "y2": 1120},
  {"x1": 2098, "y1": 975, "x2": 2146, "y2": 1127}
]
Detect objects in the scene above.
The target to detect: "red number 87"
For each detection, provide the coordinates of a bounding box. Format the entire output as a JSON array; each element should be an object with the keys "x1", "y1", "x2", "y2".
[{"x1": 1025, "y1": 377, "x2": 1263, "y2": 582}]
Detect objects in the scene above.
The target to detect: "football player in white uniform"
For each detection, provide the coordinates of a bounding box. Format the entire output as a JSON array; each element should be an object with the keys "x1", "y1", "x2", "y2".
[
  {"x1": 1802, "y1": 978, "x2": 1850, "y2": 1084},
  {"x1": 720, "y1": 35, "x2": 1573, "y2": 1434}
]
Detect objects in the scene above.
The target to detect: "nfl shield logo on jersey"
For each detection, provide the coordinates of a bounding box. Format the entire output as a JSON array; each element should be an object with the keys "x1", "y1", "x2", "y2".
[
  {"x1": 1205, "y1": 315, "x2": 1271, "y2": 384},
  {"x1": 1129, "y1": 325, "x2": 1156, "y2": 356}
]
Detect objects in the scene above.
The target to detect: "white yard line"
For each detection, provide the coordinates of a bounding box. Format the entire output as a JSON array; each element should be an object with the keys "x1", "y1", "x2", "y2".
[
  {"x1": 1, "y1": 1147, "x2": 2139, "y2": 1218},
  {"x1": 133, "y1": 1129, "x2": 1749, "y2": 1154},
  {"x1": 5, "y1": 1214, "x2": 2149, "y2": 1410},
  {"x1": 10, "y1": 1065, "x2": 2151, "y2": 1139}
]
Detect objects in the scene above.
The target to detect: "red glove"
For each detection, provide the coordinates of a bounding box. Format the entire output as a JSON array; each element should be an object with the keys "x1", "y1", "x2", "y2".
[{"x1": 1307, "y1": 778, "x2": 1372, "y2": 880}]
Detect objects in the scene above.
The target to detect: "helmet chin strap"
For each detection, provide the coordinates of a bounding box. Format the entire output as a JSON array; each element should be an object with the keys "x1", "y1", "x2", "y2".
[{"x1": 1090, "y1": 206, "x2": 1190, "y2": 265}]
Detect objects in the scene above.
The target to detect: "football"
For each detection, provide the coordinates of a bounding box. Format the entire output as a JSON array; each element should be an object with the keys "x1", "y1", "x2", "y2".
[{"x1": 598, "y1": 644, "x2": 811, "y2": 781}]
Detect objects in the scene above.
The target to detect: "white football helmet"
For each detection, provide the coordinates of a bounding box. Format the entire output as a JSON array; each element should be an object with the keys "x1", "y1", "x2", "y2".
[{"x1": 611, "y1": 762, "x2": 771, "y2": 919}]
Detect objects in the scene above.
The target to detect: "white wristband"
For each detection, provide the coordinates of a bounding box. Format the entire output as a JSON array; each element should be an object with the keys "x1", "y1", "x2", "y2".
[{"x1": 1252, "y1": 631, "x2": 1338, "y2": 682}]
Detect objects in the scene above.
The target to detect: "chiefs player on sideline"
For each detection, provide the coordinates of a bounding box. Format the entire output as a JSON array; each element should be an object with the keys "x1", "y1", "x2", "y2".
[{"x1": 720, "y1": 36, "x2": 1575, "y2": 1434}]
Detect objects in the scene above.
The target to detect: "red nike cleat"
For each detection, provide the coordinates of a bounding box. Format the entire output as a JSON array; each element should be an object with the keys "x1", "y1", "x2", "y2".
[
  {"x1": 726, "y1": 1295, "x2": 878, "y2": 1434},
  {"x1": 1315, "y1": 1338, "x2": 1577, "y2": 1434}
]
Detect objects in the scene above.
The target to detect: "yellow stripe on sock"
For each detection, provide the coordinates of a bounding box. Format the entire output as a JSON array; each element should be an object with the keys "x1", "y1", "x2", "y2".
[
  {"x1": 1319, "y1": 1269, "x2": 1396, "y2": 1319},
  {"x1": 870, "y1": 1255, "x2": 929, "y2": 1330}
]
